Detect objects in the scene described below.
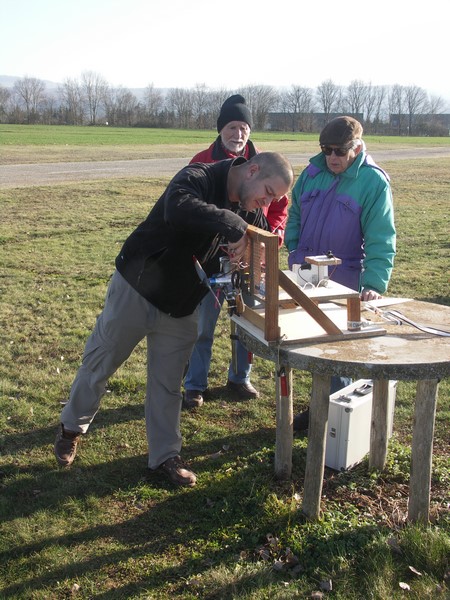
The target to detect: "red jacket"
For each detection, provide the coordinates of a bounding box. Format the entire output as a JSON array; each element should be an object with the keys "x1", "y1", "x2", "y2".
[{"x1": 190, "y1": 137, "x2": 288, "y2": 246}]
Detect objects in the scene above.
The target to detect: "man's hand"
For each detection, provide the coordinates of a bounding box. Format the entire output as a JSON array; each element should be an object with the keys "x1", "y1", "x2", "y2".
[
  {"x1": 227, "y1": 233, "x2": 248, "y2": 264},
  {"x1": 361, "y1": 288, "x2": 382, "y2": 301}
]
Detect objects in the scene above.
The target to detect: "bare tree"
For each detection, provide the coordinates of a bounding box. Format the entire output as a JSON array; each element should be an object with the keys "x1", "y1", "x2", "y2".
[
  {"x1": 388, "y1": 85, "x2": 406, "y2": 135},
  {"x1": 364, "y1": 83, "x2": 376, "y2": 125},
  {"x1": 239, "y1": 84, "x2": 278, "y2": 130},
  {"x1": 364, "y1": 85, "x2": 387, "y2": 132},
  {"x1": 419, "y1": 93, "x2": 450, "y2": 135},
  {"x1": 142, "y1": 83, "x2": 163, "y2": 125},
  {"x1": 190, "y1": 84, "x2": 210, "y2": 128},
  {"x1": 206, "y1": 89, "x2": 232, "y2": 129},
  {"x1": 373, "y1": 86, "x2": 388, "y2": 129},
  {"x1": 400, "y1": 87, "x2": 447, "y2": 136},
  {"x1": 428, "y1": 94, "x2": 446, "y2": 115},
  {"x1": 316, "y1": 79, "x2": 341, "y2": 120},
  {"x1": 13, "y1": 76, "x2": 47, "y2": 123},
  {"x1": 334, "y1": 87, "x2": 347, "y2": 113},
  {"x1": 404, "y1": 85, "x2": 428, "y2": 135},
  {"x1": 166, "y1": 88, "x2": 193, "y2": 128},
  {"x1": 0, "y1": 85, "x2": 11, "y2": 123},
  {"x1": 81, "y1": 71, "x2": 108, "y2": 125},
  {"x1": 280, "y1": 85, "x2": 314, "y2": 131},
  {"x1": 346, "y1": 80, "x2": 368, "y2": 118},
  {"x1": 104, "y1": 86, "x2": 138, "y2": 126},
  {"x1": 58, "y1": 78, "x2": 85, "y2": 125},
  {"x1": 41, "y1": 94, "x2": 59, "y2": 125},
  {"x1": 2, "y1": 72, "x2": 448, "y2": 134}
]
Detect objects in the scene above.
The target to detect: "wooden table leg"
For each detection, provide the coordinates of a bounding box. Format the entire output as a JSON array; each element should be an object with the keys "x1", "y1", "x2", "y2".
[
  {"x1": 301, "y1": 372, "x2": 330, "y2": 519},
  {"x1": 369, "y1": 379, "x2": 390, "y2": 470},
  {"x1": 275, "y1": 364, "x2": 293, "y2": 479},
  {"x1": 408, "y1": 379, "x2": 439, "y2": 523}
]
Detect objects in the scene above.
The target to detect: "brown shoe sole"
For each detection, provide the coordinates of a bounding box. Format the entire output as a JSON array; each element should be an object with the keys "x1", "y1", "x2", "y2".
[{"x1": 152, "y1": 456, "x2": 197, "y2": 487}]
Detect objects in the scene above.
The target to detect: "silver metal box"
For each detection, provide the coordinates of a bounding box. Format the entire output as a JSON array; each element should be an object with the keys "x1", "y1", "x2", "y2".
[{"x1": 325, "y1": 379, "x2": 397, "y2": 471}]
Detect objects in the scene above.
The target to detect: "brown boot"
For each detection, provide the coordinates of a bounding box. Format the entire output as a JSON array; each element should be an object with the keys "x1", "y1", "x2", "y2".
[
  {"x1": 183, "y1": 389, "x2": 204, "y2": 409},
  {"x1": 54, "y1": 424, "x2": 81, "y2": 467},
  {"x1": 226, "y1": 380, "x2": 259, "y2": 399},
  {"x1": 155, "y1": 455, "x2": 197, "y2": 487}
]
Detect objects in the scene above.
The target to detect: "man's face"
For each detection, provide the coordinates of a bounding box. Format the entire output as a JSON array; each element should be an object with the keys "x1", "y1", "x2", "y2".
[
  {"x1": 220, "y1": 121, "x2": 251, "y2": 155},
  {"x1": 237, "y1": 170, "x2": 289, "y2": 212}
]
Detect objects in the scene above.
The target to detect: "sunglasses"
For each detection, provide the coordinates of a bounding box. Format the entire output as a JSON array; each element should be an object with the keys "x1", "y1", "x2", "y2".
[{"x1": 320, "y1": 144, "x2": 354, "y2": 157}]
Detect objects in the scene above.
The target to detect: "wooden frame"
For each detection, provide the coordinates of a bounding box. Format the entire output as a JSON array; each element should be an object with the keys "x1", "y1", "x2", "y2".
[
  {"x1": 238, "y1": 224, "x2": 280, "y2": 342},
  {"x1": 235, "y1": 225, "x2": 385, "y2": 345}
]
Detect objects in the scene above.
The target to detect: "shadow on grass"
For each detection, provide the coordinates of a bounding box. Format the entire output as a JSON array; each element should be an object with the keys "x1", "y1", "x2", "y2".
[
  {"x1": 0, "y1": 402, "x2": 146, "y2": 454},
  {"x1": 0, "y1": 405, "x2": 312, "y2": 598},
  {"x1": 0, "y1": 466, "x2": 381, "y2": 600},
  {"x1": 0, "y1": 420, "x2": 290, "y2": 520}
]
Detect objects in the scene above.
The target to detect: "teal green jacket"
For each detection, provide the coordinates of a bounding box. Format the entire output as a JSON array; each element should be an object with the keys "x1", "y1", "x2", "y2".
[{"x1": 285, "y1": 150, "x2": 396, "y2": 293}]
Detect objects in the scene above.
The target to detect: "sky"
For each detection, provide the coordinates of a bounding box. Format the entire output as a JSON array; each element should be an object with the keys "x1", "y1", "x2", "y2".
[{"x1": 2, "y1": 0, "x2": 449, "y2": 105}]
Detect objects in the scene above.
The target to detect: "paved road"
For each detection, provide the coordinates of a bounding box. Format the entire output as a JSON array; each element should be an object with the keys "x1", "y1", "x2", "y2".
[{"x1": 1, "y1": 147, "x2": 449, "y2": 188}]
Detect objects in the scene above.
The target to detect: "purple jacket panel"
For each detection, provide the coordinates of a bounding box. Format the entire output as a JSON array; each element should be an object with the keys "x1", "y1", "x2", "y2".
[{"x1": 287, "y1": 172, "x2": 364, "y2": 291}]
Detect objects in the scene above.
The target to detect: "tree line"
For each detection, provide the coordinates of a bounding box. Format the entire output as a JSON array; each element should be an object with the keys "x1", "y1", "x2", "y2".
[{"x1": 1, "y1": 71, "x2": 448, "y2": 136}]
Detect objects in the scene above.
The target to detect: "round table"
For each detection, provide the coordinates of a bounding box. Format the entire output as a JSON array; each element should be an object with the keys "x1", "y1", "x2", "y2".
[{"x1": 236, "y1": 300, "x2": 450, "y2": 522}]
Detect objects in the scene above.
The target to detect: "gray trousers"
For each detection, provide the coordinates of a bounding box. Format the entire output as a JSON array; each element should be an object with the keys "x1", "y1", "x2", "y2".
[{"x1": 60, "y1": 270, "x2": 199, "y2": 469}]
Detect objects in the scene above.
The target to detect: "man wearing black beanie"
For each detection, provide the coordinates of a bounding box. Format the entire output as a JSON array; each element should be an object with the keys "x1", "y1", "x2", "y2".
[
  {"x1": 183, "y1": 94, "x2": 289, "y2": 409},
  {"x1": 216, "y1": 94, "x2": 253, "y2": 133}
]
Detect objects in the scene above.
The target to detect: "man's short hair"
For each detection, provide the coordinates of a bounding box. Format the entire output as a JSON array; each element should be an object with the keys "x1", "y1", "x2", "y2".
[{"x1": 251, "y1": 152, "x2": 294, "y2": 188}]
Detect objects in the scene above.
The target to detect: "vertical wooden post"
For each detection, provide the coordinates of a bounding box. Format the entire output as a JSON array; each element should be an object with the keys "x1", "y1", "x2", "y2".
[
  {"x1": 408, "y1": 379, "x2": 439, "y2": 523},
  {"x1": 347, "y1": 297, "x2": 361, "y2": 331},
  {"x1": 275, "y1": 364, "x2": 293, "y2": 479},
  {"x1": 369, "y1": 379, "x2": 390, "y2": 470},
  {"x1": 262, "y1": 233, "x2": 279, "y2": 343},
  {"x1": 247, "y1": 234, "x2": 260, "y2": 295},
  {"x1": 302, "y1": 372, "x2": 331, "y2": 519},
  {"x1": 245, "y1": 225, "x2": 279, "y2": 342}
]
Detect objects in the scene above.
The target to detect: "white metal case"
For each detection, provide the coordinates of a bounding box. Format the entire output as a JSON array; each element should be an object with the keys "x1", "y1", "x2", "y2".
[{"x1": 325, "y1": 379, "x2": 397, "y2": 471}]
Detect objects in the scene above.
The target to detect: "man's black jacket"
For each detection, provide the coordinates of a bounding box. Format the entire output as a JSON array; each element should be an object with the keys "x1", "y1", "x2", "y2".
[{"x1": 116, "y1": 158, "x2": 269, "y2": 317}]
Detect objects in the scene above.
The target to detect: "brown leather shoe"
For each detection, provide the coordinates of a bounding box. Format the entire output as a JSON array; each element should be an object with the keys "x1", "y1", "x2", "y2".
[
  {"x1": 156, "y1": 455, "x2": 197, "y2": 487},
  {"x1": 226, "y1": 380, "x2": 260, "y2": 399},
  {"x1": 54, "y1": 424, "x2": 81, "y2": 467},
  {"x1": 183, "y1": 389, "x2": 204, "y2": 409}
]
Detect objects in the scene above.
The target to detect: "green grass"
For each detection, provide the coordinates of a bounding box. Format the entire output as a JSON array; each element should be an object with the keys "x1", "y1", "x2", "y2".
[
  {"x1": 0, "y1": 136, "x2": 449, "y2": 598},
  {"x1": 1, "y1": 124, "x2": 450, "y2": 165},
  {"x1": 2, "y1": 124, "x2": 450, "y2": 146},
  {"x1": 0, "y1": 124, "x2": 218, "y2": 145},
  {"x1": 2, "y1": 124, "x2": 449, "y2": 146}
]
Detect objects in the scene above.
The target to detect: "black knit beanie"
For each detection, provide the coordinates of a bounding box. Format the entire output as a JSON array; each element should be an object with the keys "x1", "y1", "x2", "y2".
[
  {"x1": 217, "y1": 94, "x2": 253, "y2": 132},
  {"x1": 319, "y1": 116, "x2": 363, "y2": 146}
]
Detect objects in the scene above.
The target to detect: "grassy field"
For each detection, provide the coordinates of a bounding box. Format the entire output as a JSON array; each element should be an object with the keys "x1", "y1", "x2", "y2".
[
  {"x1": 3, "y1": 124, "x2": 450, "y2": 146},
  {"x1": 1, "y1": 124, "x2": 450, "y2": 165},
  {"x1": 0, "y1": 127, "x2": 449, "y2": 599}
]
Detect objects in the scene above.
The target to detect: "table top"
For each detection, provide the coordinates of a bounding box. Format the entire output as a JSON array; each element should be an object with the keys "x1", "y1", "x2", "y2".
[{"x1": 236, "y1": 300, "x2": 450, "y2": 380}]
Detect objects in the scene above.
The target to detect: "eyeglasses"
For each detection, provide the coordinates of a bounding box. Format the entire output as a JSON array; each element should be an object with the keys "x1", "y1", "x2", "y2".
[{"x1": 320, "y1": 144, "x2": 354, "y2": 157}]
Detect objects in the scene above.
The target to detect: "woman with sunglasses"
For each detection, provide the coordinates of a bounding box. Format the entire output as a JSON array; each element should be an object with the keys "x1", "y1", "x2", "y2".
[
  {"x1": 284, "y1": 116, "x2": 396, "y2": 430},
  {"x1": 286, "y1": 115, "x2": 395, "y2": 300}
]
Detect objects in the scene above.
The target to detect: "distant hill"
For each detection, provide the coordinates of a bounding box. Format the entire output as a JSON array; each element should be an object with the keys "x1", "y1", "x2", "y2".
[
  {"x1": 0, "y1": 75, "x2": 20, "y2": 88},
  {"x1": 0, "y1": 75, "x2": 61, "y2": 89},
  {"x1": 0, "y1": 75, "x2": 158, "y2": 100}
]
